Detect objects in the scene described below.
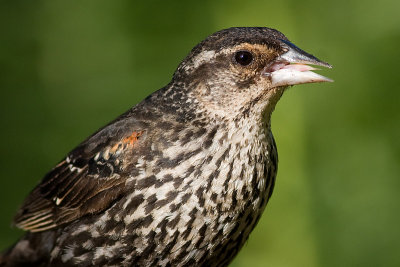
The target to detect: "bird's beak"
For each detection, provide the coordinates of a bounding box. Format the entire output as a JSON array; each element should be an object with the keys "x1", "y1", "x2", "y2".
[{"x1": 266, "y1": 39, "x2": 333, "y2": 87}]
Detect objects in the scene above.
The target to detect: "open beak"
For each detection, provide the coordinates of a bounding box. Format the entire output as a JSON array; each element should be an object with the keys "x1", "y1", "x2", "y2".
[{"x1": 266, "y1": 39, "x2": 333, "y2": 87}]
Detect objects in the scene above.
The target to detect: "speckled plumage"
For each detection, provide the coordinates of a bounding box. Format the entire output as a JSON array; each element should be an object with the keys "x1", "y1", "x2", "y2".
[{"x1": 1, "y1": 27, "x2": 331, "y2": 267}]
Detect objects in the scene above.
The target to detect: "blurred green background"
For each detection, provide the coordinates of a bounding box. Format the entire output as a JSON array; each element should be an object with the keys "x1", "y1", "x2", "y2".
[{"x1": 1, "y1": 0, "x2": 399, "y2": 266}]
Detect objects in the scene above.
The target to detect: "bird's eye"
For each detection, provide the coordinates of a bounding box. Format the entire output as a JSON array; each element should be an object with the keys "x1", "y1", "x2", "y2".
[{"x1": 234, "y1": 50, "x2": 253, "y2": 66}]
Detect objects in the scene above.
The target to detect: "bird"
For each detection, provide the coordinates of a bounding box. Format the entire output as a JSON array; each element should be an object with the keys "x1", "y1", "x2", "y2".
[{"x1": 0, "y1": 27, "x2": 332, "y2": 267}]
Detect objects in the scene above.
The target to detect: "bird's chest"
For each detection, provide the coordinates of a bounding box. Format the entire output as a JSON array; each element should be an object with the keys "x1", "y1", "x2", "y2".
[
  {"x1": 146, "y1": 122, "x2": 278, "y2": 265},
  {"x1": 197, "y1": 124, "x2": 277, "y2": 265}
]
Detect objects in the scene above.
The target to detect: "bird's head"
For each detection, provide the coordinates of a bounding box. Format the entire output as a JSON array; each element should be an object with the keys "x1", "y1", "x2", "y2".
[{"x1": 173, "y1": 27, "x2": 332, "y2": 121}]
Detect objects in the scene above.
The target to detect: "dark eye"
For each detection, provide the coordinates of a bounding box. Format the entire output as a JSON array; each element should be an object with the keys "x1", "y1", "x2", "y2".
[{"x1": 234, "y1": 50, "x2": 253, "y2": 66}]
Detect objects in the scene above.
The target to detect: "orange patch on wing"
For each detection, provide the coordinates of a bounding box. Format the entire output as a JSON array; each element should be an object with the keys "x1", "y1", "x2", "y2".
[
  {"x1": 109, "y1": 131, "x2": 144, "y2": 154},
  {"x1": 123, "y1": 131, "x2": 143, "y2": 146}
]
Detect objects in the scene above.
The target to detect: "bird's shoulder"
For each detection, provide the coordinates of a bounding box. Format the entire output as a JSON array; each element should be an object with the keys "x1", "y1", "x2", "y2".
[{"x1": 14, "y1": 105, "x2": 155, "y2": 232}]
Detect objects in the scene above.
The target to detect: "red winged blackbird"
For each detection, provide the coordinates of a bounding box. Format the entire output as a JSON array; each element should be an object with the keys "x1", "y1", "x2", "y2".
[{"x1": 1, "y1": 27, "x2": 331, "y2": 267}]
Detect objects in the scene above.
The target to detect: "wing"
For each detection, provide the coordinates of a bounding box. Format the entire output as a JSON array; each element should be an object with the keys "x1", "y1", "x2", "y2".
[{"x1": 14, "y1": 115, "x2": 148, "y2": 232}]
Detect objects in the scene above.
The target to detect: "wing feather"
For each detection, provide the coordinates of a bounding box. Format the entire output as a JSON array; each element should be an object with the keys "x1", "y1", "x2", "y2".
[{"x1": 14, "y1": 123, "x2": 146, "y2": 232}]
